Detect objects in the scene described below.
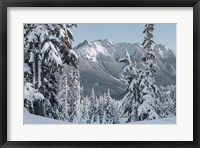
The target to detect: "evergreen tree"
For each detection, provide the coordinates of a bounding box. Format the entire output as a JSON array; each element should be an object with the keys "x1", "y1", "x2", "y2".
[
  {"x1": 119, "y1": 49, "x2": 140, "y2": 122},
  {"x1": 57, "y1": 74, "x2": 69, "y2": 120},
  {"x1": 58, "y1": 70, "x2": 81, "y2": 122},
  {"x1": 137, "y1": 24, "x2": 160, "y2": 121},
  {"x1": 24, "y1": 24, "x2": 78, "y2": 119},
  {"x1": 87, "y1": 88, "x2": 98, "y2": 123},
  {"x1": 119, "y1": 24, "x2": 160, "y2": 122},
  {"x1": 103, "y1": 91, "x2": 119, "y2": 124},
  {"x1": 97, "y1": 95, "x2": 105, "y2": 124},
  {"x1": 159, "y1": 84, "x2": 176, "y2": 117},
  {"x1": 79, "y1": 95, "x2": 90, "y2": 123}
]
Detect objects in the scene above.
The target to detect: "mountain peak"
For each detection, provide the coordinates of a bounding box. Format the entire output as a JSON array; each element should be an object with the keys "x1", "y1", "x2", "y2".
[
  {"x1": 102, "y1": 39, "x2": 114, "y2": 46},
  {"x1": 74, "y1": 40, "x2": 91, "y2": 49},
  {"x1": 83, "y1": 40, "x2": 90, "y2": 44},
  {"x1": 154, "y1": 44, "x2": 169, "y2": 50},
  {"x1": 103, "y1": 38, "x2": 108, "y2": 41}
]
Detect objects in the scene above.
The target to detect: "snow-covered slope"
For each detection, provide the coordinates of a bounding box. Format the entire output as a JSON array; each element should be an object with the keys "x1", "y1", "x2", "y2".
[
  {"x1": 73, "y1": 39, "x2": 176, "y2": 98},
  {"x1": 119, "y1": 117, "x2": 176, "y2": 124},
  {"x1": 24, "y1": 109, "x2": 69, "y2": 124},
  {"x1": 74, "y1": 39, "x2": 116, "y2": 62},
  {"x1": 74, "y1": 39, "x2": 124, "y2": 99},
  {"x1": 24, "y1": 109, "x2": 175, "y2": 124}
]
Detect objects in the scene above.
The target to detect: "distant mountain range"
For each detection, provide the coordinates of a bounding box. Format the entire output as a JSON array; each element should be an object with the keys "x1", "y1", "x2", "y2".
[{"x1": 72, "y1": 39, "x2": 176, "y2": 99}]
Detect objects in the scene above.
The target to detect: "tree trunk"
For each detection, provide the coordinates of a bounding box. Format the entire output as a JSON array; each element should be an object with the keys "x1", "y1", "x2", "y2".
[
  {"x1": 31, "y1": 54, "x2": 36, "y2": 88},
  {"x1": 38, "y1": 58, "x2": 41, "y2": 88},
  {"x1": 34, "y1": 100, "x2": 46, "y2": 117}
]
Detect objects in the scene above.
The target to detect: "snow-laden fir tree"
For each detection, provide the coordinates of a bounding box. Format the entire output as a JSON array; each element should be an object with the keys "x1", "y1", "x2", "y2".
[
  {"x1": 57, "y1": 74, "x2": 68, "y2": 120},
  {"x1": 58, "y1": 70, "x2": 81, "y2": 122},
  {"x1": 96, "y1": 95, "x2": 105, "y2": 124},
  {"x1": 87, "y1": 88, "x2": 99, "y2": 123},
  {"x1": 119, "y1": 48, "x2": 141, "y2": 122},
  {"x1": 102, "y1": 91, "x2": 120, "y2": 124},
  {"x1": 79, "y1": 95, "x2": 90, "y2": 123},
  {"x1": 119, "y1": 24, "x2": 161, "y2": 122},
  {"x1": 24, "y1": 24, "x2": 78, "y2": 119},
  {"x1": 159, "y1": 84, "x2": 176, "y2": 117},
  {"x1": 81, "y1": 90, "x2": 120, "y2": 124},
  {"x1": 137, "y1": 24, "x2": 160, "y2": 121}
]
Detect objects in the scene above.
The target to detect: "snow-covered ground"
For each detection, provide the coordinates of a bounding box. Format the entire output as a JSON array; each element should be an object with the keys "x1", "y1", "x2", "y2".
[
  {"x1": 24, "y1": 110, "x2": 176, "y2": 124},
  {"x1": 120, "y1": 117, "x2": 176, "y2": 124},
  {"x1": 24, "y1": 110, "x2": 69, "y2": 124},
  {"x1": 133, "y1": 117, "x2": 176, "y2": 124}
]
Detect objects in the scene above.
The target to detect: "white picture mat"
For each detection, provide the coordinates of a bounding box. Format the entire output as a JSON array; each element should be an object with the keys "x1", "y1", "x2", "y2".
[{"x1": 7, "y1": 7, "x2": 193, "y2": 141}]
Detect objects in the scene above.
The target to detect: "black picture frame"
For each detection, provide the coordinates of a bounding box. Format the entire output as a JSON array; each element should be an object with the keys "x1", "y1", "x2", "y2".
[{"x1": 0, "y1": 0, "x2": 199, "y2": 147}]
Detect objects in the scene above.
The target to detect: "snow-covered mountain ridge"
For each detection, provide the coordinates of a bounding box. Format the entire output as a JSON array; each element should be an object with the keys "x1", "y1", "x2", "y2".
[
  {"x1": 73, "y1": 39, "x2": 176, "y2": 98},
  {"x1": 74, "y1": 39, "x2": 116, "y2": 61}
]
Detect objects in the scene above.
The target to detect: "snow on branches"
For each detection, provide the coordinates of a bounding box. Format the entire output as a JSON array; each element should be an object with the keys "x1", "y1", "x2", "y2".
[
  {"x1": 24, "y1": 24, "x2": 79, "y2": 120},
  {"x1": 119, "y1": 24, "x2": 161, "y2": 122}
]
